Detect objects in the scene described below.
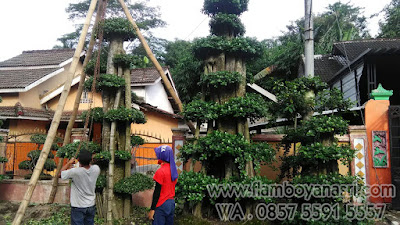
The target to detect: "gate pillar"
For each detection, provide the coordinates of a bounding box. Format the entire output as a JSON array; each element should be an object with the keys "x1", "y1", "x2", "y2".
[
  {"x1": 365, "y1": 84, "x2": 393, "y2": 203},
  {"x1": 172, "y1": 128, "x2": 188, "y2": 174}
]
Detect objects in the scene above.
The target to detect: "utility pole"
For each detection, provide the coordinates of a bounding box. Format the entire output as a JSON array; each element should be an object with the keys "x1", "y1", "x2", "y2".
[{"x1": 304, "y1": 0, "x2": 314, "y2": 77}]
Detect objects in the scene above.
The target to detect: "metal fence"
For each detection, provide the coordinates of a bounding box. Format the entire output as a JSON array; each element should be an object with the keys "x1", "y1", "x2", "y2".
[
  {"x1": 4, "y1": 142, "x2": 61, "y2": 178},
  {"x1": 131, "y1": 143, "x2": 172, "y2": 175}
]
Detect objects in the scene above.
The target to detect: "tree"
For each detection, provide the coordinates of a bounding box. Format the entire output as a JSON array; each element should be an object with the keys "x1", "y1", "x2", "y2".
[
  {"x1": 178, "y1": 0, "x2": 275, "y2": 218},
  {"x1": 163, "y1": 39, "x2": 203, "y2": 103},
  {"x1": 254, "y1": 1, "x2": 369, "y2": 80},
  {"x1": 54, "y1": 0, "x2": 166, "y2": 50},
  {"x1": 379, "y1": 0, "x2": 400, "y2": 38}
]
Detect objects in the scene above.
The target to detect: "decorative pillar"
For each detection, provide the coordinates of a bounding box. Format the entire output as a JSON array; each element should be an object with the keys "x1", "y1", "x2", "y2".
[
  {"x1": 171, "y1": 128, "x2": 188, "y2": 174},
  {"x1": 365, "y1": 84, "x2": 393, "y2": 203},
  {"x1": 348, "y1": 126, "x2": 368, "y2": 185},
  {"x1": 0, "y1": 129, "x2": 9, "y2": 175}
]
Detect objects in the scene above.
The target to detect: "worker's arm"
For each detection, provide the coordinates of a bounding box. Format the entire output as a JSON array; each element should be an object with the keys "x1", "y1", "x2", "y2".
[
  {"x1": 59, "y1": 158, "x2": 76, "y2": 178},
  {"x1": 148, "y1": 181, "x2": 161, "y2": 220}
]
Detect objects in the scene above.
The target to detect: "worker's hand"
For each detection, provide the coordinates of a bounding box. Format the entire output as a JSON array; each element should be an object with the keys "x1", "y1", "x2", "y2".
[
  {"x1": 68, "y1": 158, "x2": 76, "y2": 165},
  {"x1": 148, "y1": 210, "x2": 155, "y2": 220}
]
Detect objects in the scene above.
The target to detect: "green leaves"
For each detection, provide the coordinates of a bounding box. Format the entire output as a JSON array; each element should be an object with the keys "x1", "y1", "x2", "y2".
[
  {"x1": 131, "y1": 135, "x2": 145, "y2": 146},
  {"x1": 199, "y1": 71, "x2": 243, "y2": 89},
  {"x1": 115, "y1": 150, "x2": 132, "y2": 161},
  {"x1": 99, "y1": 17, "x2": 136, "y2": 41},
  {"x1": 182, "y1": 100, "x2": 219, "y2": 122},
  {"x1": 114, "y1": 173, "x2": 154, "y2": 195},
  {"x1": 57, "y1": 141, "x2": 102, "y2": 159},
  {"x1": 193, "y1": 36, "x2": 263, "y2": 60},
  {"x1": 84, "y1": 74, "x2": 126, "y2": 91},
  {"x1": 180, "y1": 131, "x2": 275, "y2": 178},
  {"x1": 182, "y1": 94, "x2": 267, "y2": 122},
  {"x1": 209, "y1": 13, "x2": 245, "y2": 37},
  {"x1": 79, "y1": 107, "x2": 104, "y2": 123},
  {"x1": 203, "y1": 0, "x2": 249, "y2": 16},
  {"x1": 104, "y1": 106, "x2": 146, "y2": 124}
]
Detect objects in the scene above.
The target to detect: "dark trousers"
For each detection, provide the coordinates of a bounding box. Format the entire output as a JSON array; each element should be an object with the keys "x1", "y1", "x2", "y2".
[
  {"x1": 71, "y1": 205, "x2": 96, "y2": 225},
  {"x1": 153, "y1": 199, "x2": 175, "y2": 225}
]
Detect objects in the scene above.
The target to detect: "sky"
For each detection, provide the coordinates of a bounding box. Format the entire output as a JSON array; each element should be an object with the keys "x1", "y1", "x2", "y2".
[{"x1": 0, "y1": 0, "x2": 393, "y2": 62}]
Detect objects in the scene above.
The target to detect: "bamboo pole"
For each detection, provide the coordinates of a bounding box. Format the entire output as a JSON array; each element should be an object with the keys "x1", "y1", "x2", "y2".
[
  {"x1": 12, "y1": 0, "x2": 98, "y2": 224},
  {"x1": 123, "y1": 67, "x2": 132, "y2": 218},
  {"x1": 117, "y1": 0, "x2": 195, "y2": 134},
  {"x1": 47, "y1": 0, "x2": 106, "y2": 204}
]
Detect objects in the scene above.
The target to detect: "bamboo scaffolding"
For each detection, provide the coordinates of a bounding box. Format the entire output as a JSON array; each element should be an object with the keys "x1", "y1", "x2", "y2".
[
  {"x1": 47, "y1": 0, "x2": 107, "y2": 204},
  {"x1": 117, "y1": 0, "x2": 195, "y2": 133},
  {"x1": 12, "y1": 0, "x2": 99, "y2": 224}
]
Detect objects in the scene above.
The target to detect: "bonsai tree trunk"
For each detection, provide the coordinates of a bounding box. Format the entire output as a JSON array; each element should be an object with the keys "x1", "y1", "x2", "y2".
[{"x1": 12, "y1": 0, "x2": 98, "y2": 224}]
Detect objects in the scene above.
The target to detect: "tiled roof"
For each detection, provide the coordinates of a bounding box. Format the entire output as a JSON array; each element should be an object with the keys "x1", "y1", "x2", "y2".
[
  {"x1": 0, "y1": 49, "x2": 76, "y2": 90},
  {"x1": 138, "y1": 102, "x2": 182, "y2": 119},
  {"x1": 314, "y1": 55, "x2": 347, "y2": 83},
  {"x1": 0, "y1": 67, "x2": 61, "y2": 89},
  {"x1": 0, "y1": 105, "x2": 83, "y2": 121},
  {"x1": 0, "y1": 49, "x2": 76, "y2": 67},
  {"x1": 333, "y1": 39, "x2": 400, "y2": 61},
  {"x1": 131, "y1": 67, "x2": 169, "y2": 84}
]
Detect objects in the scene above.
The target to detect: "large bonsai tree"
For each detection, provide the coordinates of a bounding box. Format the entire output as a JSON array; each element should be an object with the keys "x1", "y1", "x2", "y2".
[{"x1": 178, "y1": 0, "x2": 275, "y2": 218}]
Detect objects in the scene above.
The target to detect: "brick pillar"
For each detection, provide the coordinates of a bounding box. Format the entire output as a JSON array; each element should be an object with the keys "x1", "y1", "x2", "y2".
[
  {"x1": 0, "y1": 129, "x2": 9, "y2": 175},
  {"x1": 171, "y1": 128, "x2": 188, "y2": 174},
  {"x1": 71, "y1": 128, "x2": 88, "y2": 143},
  {"x1": 365, "y1": 84, "x2": 393, "y2": 203}
]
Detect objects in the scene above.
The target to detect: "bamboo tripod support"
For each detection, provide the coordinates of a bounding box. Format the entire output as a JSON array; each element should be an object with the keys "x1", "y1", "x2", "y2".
[
  {"x1": 47, "y1": 0, "x2": 107, "y2": 204},
  {"x1": 116, "y1": 0, "x2": 195, "y2": 133},
  {"x1": 11, "y1": 0, "x2": 99, "y2": 224}
]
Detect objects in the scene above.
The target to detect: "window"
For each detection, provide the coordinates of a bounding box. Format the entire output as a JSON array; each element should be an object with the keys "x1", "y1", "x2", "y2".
[{"x1": 80, "y1": 90, "x2": 93, "y2": 103}]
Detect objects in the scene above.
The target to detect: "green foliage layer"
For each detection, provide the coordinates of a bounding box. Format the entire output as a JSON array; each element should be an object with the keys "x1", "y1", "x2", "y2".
[
  {"x1": 209, "y1": 13, "x2": 245, "y2": 36},
  {"x1": 193, "y1": 36, "x2": 262, "y2": 60},
  {"x1": 199, "y1": 71, "x2": 243, "y2": 89},
  {"x1": 203, "y1": 0, "x2": 249, "y2": 15},
  {"x1": 104, "y1": 106, "x2": 146, "y2": 124},
  {"x1": 114, "y1": 173, "x2": 154, "y2": 195},
  {"x1": 84, "y1": 74, "x2": 126, "y2": 91},
  {"x1": 99, "y1": 17, "x2": 136, "y2": 41}
]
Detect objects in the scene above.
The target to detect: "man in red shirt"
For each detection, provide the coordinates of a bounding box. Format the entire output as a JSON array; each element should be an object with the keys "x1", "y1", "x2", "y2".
[{"x1": 148, "y1": 145, "x2": 178, "y2": 225}]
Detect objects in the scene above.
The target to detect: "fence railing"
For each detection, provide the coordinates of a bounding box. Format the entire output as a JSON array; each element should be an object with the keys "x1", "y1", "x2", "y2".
[
  {"x1": 3, "y1": 142, "x2": 172, "y2": 178},
  {"x1": 131, "y1": 143, "x2": 172, "y2": 175},
  {"x1": 4, "y1": 142, "x2": 62, "y2": 178}
]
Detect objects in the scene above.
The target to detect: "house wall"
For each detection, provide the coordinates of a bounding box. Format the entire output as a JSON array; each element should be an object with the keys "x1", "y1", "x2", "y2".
[
  {"x1": 8, "y1": 120, "x2": 48, "y2": 142},
  {"x1": 145, "y1": 81, "x2": 174, "y2": 114},
  {"x1": 332, "y1": 64, "x2": 364, "y2": 106},
  {"x1": 0, "y1": 93, "x2": 19, "y2": 106},
  {"x1": 46, "y1": 84, "x2": 103, "y2": 111},
  {"x1": 131, "y1": 111, "x2": 178, "y2": 143}
]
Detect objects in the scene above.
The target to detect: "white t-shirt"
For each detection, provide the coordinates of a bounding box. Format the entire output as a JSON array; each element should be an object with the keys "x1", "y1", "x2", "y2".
[{"x1": 61, "y1": 165, "x2": 100, "y2": 208}]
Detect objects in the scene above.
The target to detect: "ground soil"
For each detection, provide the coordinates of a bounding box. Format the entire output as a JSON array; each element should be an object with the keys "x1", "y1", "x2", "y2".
[{"x1": 0, "y1": 201, "x2": 68, "y2": 225}]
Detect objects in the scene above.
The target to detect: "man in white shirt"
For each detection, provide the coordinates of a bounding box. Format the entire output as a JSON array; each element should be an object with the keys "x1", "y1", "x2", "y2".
[{"x1": 61, "y1": 149, "x2": 100, "y2": 225}]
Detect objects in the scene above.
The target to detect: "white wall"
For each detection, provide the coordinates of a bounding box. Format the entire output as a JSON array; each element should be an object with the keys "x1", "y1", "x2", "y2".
[{"x1": 145, "y1": 81, "x2": 174, "y2": 113}]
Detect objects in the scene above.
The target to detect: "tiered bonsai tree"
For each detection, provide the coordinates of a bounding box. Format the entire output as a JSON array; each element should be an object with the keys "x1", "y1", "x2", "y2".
[
  {"x1": 18, "y1": 134, "x2": 59, "y2": 180},
  {"x1": 265, "y1": 77, "x2": 368, "y2": 224},
  {"x1": 0, "y1": 96, "x2": 8, "y2": 181},
  {"x1": 177, "y1": 0, "x2": 275, "y2": 218},
  {"x1": 81, "y1": 17, "x2": 150, "y2": 221}
]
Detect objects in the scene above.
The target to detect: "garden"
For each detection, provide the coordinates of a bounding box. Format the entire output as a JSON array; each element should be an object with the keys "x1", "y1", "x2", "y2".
[{"x1": 1, "y1": 0, "x2": 396, "y2": 224}]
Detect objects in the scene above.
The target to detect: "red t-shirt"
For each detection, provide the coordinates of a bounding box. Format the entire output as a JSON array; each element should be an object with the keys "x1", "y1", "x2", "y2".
[{"x1": 153, "y1": 163, "x2": 177, "y2": 207}]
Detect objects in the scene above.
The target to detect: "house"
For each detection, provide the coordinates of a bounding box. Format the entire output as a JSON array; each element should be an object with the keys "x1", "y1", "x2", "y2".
[
  {"x1": 0, "y1": 49, "x2": 182, "y2": 142},
  {"x1": 0, "y1": 49, "x2": 183, "y2": 176},
  {"x1": 299, "y1": 38, "x2": 400, "y2": 106}
]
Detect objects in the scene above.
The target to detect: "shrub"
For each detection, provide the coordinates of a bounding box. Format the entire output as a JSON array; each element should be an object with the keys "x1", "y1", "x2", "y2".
[
  {"x1": 104, "y1": 106, "x2": 146, "y2": 124},
  {"x1": 114, "y1": 173, "x2": 154, "y2": 195}
]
